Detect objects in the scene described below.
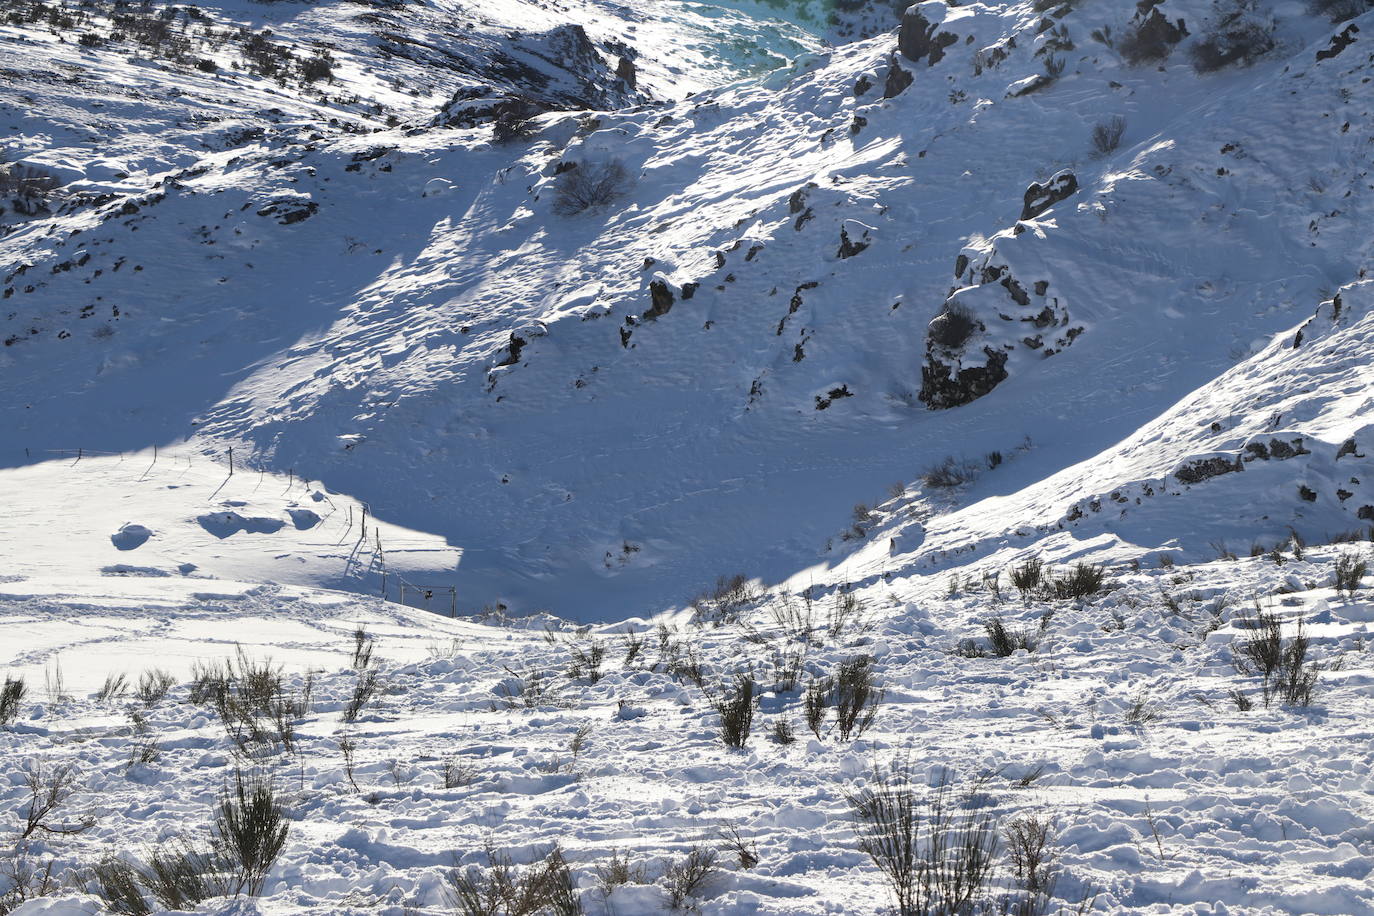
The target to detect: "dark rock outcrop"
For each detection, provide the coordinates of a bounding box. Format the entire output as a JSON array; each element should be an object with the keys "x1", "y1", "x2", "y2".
[
  {"x1": 1021, "y1": 170, "x2": 1078, "y2": 220},
  {"x1": 899, "y1": 7, "x2": 958, "y2": 67},
  {"x1": 883, "y1": 55, "x2": 914, "y2": 97}
]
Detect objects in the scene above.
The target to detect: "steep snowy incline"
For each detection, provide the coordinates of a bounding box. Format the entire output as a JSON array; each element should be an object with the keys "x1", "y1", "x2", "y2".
[{"x1": 4, "y1": 0, "x2": 1374, "y2": 619}]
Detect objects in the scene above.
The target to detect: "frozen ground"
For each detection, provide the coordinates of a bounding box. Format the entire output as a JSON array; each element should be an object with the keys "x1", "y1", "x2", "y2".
[
  {"x1": 3, "y1": 0, "x2": 1374, "y2": 912},
  {"x1": 2, "y1": 551, "x2": 1373, "y2": 914}
]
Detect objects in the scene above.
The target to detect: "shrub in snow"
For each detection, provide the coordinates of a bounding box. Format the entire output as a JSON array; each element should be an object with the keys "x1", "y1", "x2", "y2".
[
  {"x1": 1333, "y1": 551, "x2": 1366, "y2": 597},
  {"x1": 1117, "y1": 9, "x2": 1187, "y2": 66},
  {"x1": 927, "y1": 302, "x2": 977, "y2": 350},
  {"x1": 715, "y1": 675, "x2": 757, "y2": 748},
  {"x1": 552, "y1": 160, "x2": 631, "y2": 216},
  {"x1": 802, "y1": 656, "x2": 883, "y2": 740},
  {"x1": 214, "y1": 770, "x2": 290, "y2": 896},
  {"x1": 443, "y1": 844, "x2": 581, "y2": 916},
  {"x1": 1009, "y1": 557, "x2": 1045, "y2": 599},
  {"x1": 847, "y1": 764, "x2": 1000, "y2": 916},
  {"x1": 1306, "y1": 0, "x2": 1372, "y2": 21},
  {"x1": 921, "y1": 455, "x2": 982, "y2": 489},
  {"x1": 663, "y1": 845, "x2": 718, "y2": 911},
  {"x1": 691, "y1": 573, "x2": 760, "y2": 625},
  {"x1": 0, "y1": 676, "x2": 26, "y2": 726},
  {"x1": 1042, "y1": 563, "x2": 1107, "y2": 600},
  {"x1": 20, "y1": 762, "x2": 93, "y2": 841},
  {"x1": 984, "y1": 616, "x2": 1038, "y2": 657},
  {"x1": 134, "y1": 668, "x2": 176, "y2": 707},
  {"x1": 1230, "y1": 606, "x2": 1323, "y2": 707},
  {"x1": 1091, "y1": 115, "x2": 1126, "y2": 156}
]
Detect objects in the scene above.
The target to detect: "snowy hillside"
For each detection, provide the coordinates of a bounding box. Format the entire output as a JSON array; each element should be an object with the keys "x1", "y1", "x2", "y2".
[
  {"x1": 3, "y1": 0, "x2": 1374, "y2": 912},
  {"x1": 5, "y1": 0, "x2": 1373, "y2": 618}
]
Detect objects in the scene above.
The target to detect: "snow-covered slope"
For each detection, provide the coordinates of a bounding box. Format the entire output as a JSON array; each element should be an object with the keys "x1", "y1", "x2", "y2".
[
  {"x1": 4, "y1": 0, "x2": 1374, "y2": 914},
  {"x1": 5, "y1": 0, "x2": 1373, "y2": 619}
]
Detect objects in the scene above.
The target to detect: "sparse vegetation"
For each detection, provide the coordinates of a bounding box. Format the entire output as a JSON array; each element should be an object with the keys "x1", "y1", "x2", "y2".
[
  {"x1": 1091, "y1": 115, "x2": 1126, "y2": 156},
  {"x1": 443, "y1": 845, "x2": 582, "y2": 916},
  {"x1": 134, "y1": 669, "x2": 176, "y2": 707},
  {"x1": 921, "y1": 455, "x2": 981, "y2": 489},
  {"x1": 351, "y1": 627, "x2": 375, "y2": 669},
  {"x1": 18, "y1": 762, "x2": 94, "y2": 841},
  {"x1": 984, "y1": 616, "x2": 1037, "y2": 657},
  {"x1": 1334, "y1": 551, "x2": 1366, "y2": 598},
  {"x1": 214, "y1": 770, "x2": 290, "y2": 897},
  {"x1": 1190, "y1": 17, "x2": 1275, "y2": 73},
  {"x1": 1010, "y1": 558, "x2": 1044, "y2": 599},
  {"x1": 928, "y1": 300, "x2": 978, "y2": 350},
  {"x1": 95, "y1": 672, "x2": 129, "y2": 703},
  {"x1": 847, "y1": 763, "x2": 1000, "y2": 916},
  {"x1": 802, "y1": 657, "x2": 884, "y2": 740},
  {"x1": 691, "y1": 574, "x2": 760, "y2": 625},
  {"x1": 715, "y1": 675, "x2": 757, "y2": 749},
  {"x1": 663, "y1": 845, "x2": 719, "y2": 911},
  {"x1": 552, "y1": 160, "x2": 631, "y2": 216},
  {"x1": 343, "y1": 669, "x2": 380, "y2": 723},
  {"x1": 0, "y1": 677, "x2": 26, "y2": 726},
  {"x1": 1231, "y1": 606, "x2": 1322, "y2": 707},
  {"x1": 1044, "y1": 563, "x2": 1107, "y2": 600}
]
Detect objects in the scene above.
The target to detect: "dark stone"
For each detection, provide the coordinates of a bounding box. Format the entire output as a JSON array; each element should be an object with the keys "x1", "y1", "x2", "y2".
[
  {"x1": 883, "y1": 55, "x2": 914, "y2": 97},
  {"x1": 1021, "y1": 170, "x2": 1078, "y2": 220},
  {"x1": 1298, "y1": 485, "x2": 1317, "y2": 502},
  {"x1": 854, "y1": 74, "x2": 873, "y2": 97},
  {"x1": 954, "y1": 254, "x2": 968, "y2": 278},
  {"x1": 815, "y1": 385, "x2": 853, "y2": 410},
  {"x1": 788, "y1": 188, "x2": 807, "y2": 214},
  {"x1": 1337, "y1": 438, "x2": 1361, "y2": 459},
  {"x1": 850, "y1": 115, "x2": 868, "y2": 135},
  {"x1": 1174, "y1": 456, "x2": 1242, "y2": 485},
  {"x1": 497, "y1": 333, "x2": 526, "y2": 367},
  {"x1": 615, "y1": 56, "x2": 637, "y2": 88},
  {"x1": 899, "y1": 8, "x2": 958, "y2": 66},
  {"x1": 919, "y1": 348, "x2": 1009, "y2": 409},
  {"x1": 1316, "y1": 24, "x2": 1357, "y2": 62},
  {"x1": 1034, "y1": 280, "x2": 1049, "y2": 296},
  {"x1": 1358, "y1": 505, "x2": 1374, "y2": 520},
  {"x1": 681, "y1": 282, "x2": 698, "y2": 300},
  {"x1": 1002, "y1": 276, "x2": 1030, "y2": 306},
  {"x1": 643, "y1": 279, "x2": 674, "y2": 319},
  {"x1": 837, "y1": 227, "x2": 869, "y2": 259}
]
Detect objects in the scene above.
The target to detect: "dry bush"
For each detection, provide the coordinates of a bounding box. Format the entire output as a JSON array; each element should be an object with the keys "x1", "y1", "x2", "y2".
[
  {"x1": 1091, "y1": 115, "x2": 1126, "y2": 156},
  {"x1": 552, "y1": 160, "x2": 631, "y2": 216},
  {"x1": 444, "y1": 844, "x2": 581, "y2": 916},
  {"x1": 715, "y1": 676, "x2": 757, "y2": 749},
  {"x1": 847, "y1": 764, "x2": 1000, "y2": 916},
  {"x1": 663, "y1": 846, "x2": 718, "y2": 911}
]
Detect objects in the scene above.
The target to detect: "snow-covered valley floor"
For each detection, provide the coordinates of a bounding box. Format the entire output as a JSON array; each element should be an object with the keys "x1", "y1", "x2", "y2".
[{"x1": 3, "y1": 547, "x2": 1373, "y2": 914}]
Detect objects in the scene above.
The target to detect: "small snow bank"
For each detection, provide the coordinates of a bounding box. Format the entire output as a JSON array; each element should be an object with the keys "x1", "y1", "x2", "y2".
[{"x1": 0, "y1": 450, "x2": 459, "y2": 598}]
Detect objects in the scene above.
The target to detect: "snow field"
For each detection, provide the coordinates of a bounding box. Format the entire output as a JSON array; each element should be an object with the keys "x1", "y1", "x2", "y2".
[{"x1": 2, "y1": 550, "x2": 1373, "y2": 914}]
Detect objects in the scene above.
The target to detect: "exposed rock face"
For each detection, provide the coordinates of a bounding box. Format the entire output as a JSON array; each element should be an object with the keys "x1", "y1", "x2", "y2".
[
  {"x1": 1316, "y1": 24, "x2": 1358, "y2": 62},
  {"x1": 919, "y1": 245, "x2": 1082, "y2": 410},
  {"x1": 921, "y1": 346, "x2": 1008, "y2": 410},
  {"x1": 883, "y1": 55, "x2": 914, "y2": 97},
  {"x1": 642, "y1": 279, "x2": 675, "y2": 320},
  {"x1": 433, "y1": 23, "x2": 641, "y2": 129},
  {"x1": 837, "y1": 224, "x2": 870, "y2": 259},
  {"x1": 1021, "y1": 170, "x2": 1078, "y2": 220},
  {"x1": 1174, "y1": 455, "x2": 1243, "y2": 485},
  {"x1": 899, "y1": 5, "x2": 958, "y2": 67}
]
